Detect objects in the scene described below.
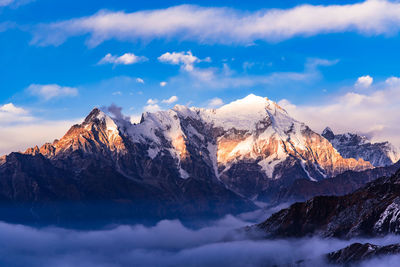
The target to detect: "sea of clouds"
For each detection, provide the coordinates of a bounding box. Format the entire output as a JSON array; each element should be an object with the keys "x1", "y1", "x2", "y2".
[{"x1": 1, "y1": 208, "x2": 400, "y2": 267}]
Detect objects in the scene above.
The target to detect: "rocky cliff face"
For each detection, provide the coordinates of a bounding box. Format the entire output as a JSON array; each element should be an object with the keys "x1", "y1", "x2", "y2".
[
  {"x1": 322, "y1": 127, "x2": 400, "y2": 167},
  {"x1": 327, "y1": 242, "x2": 400, "y2": 264},
  {"x1": 255, "y1": 170, "x2": 400, "y2": 239},
  {"x1": 0, "y1": 94, "x2": 378, "y2": 223}
]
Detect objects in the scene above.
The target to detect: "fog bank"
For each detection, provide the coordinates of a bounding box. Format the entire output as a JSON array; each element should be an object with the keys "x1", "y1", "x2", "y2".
[{"x1": 1, "y1": 211, "x2": 400, "y2": 267}]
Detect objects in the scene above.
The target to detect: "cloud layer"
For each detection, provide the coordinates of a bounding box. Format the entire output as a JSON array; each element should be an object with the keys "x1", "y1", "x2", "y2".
[
  {"x1": 32, "y1": 1, "x2": 400, "y2": 47},
  {"x1": 0, "y1": 215, "x2": 400, "y2": 267}
]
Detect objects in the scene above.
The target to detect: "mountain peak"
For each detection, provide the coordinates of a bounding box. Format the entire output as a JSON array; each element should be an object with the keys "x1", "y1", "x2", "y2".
[
  {"x1": 220, "y1": 94, "x2": 282, "y2": 112},
  {"x1": 83, "y1": 107, "x2": 104, "y2": 124},
  {"x1": 322, "y1": 127, "x2": 335, "y2": 140}
]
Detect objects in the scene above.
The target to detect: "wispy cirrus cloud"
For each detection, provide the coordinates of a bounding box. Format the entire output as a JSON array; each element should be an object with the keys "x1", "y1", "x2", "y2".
[
  {"x1": 31, "y1": 1, "x2": 400, "y2": 47},
  {"x1": 167, "y1": 58, "x2": 338, "y2": 90},
  {"x1": 27, "y1": 84, "x2": 78, "y2": 101},
  {"x1": 0, "y1": 0, "x2": 33, "y2": 7}
]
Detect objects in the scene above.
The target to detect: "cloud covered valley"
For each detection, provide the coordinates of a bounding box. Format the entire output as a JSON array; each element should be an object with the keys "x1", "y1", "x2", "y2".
[{"x1": 1, "y1": 208, "x2": 400, "y2": 267}]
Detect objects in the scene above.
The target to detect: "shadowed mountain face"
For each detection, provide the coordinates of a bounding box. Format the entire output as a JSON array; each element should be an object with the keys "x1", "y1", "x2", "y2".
[
  {"x1": 327, "y1": 242, "x2": 400, "y2": 264},
  {"x1": 255, "y1": 170, "x2": 400, "y2": 239},
  {"x1": 258, "y1": 161, "x2": 400, "y2": 205},
  {"x1": 0, "y1": 95, "x2": 382, "y2": 224}
]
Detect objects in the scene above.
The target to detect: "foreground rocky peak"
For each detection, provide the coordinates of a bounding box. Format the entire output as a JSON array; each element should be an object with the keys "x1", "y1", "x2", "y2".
[
  {"x1": 255, "y1": 170, "x2": 400, "y2": 239},
  {"x1": 327, "y1": 242, "x2": 400, "y2": 264},
  {"x1": 322, "y1": 127, "x2": 400, "y2": 167}
]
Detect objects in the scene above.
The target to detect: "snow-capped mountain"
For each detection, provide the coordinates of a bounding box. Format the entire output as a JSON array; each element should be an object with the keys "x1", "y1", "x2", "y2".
[
  {"x1": 322, "y1": 127, "x2": 400, "y2": 167},
  {"x1": 0, "y1": 94, "x2": 379, "y2": 223},
  {"x1": 26, "y1": 95, "x2": 370, "y2": 196}
]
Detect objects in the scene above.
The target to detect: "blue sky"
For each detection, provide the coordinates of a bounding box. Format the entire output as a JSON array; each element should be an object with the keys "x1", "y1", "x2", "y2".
[{"x1": 2, "y1": 0, "x2": 400, "y2": 154}]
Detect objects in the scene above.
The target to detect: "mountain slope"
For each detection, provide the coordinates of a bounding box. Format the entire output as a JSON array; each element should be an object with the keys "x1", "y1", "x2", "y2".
[
  {"x1": 327, "y1": 242, "x2": 400, "y2": 264},
  {"x1": 322, "y1": 127, "x2": 400, "y2": 167},
  {"x1": 0, "y1": 94, "x2": 377, "y2": 223},
  {"x1": 109, "y1": 94, "x2": 371, "y2": 198},
  {"x1": 255, "y1": 169, "x2": 400, "y2": 239},
  {"x1": 258, "y1": 160, "x2": 400, "y2": 205},
  {"x1": 0, "y1": 109, "x2": 257, "y2": 224}
]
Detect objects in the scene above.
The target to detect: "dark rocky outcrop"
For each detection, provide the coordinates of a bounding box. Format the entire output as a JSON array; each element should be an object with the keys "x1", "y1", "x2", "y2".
[
  {"x1": 327, "y1": 242, "x2": 400, "y2": 264},
  {"x1": 254, "y1": 170, "x2": 400, "y2": 239}
]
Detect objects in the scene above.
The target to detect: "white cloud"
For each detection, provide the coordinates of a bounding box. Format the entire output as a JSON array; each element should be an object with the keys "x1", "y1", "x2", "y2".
[
  {"x1": 146, "y1": 98, "x2": 158, "y2": 105},
  {"x1": 136, "y1": 78, "x2": 144, "y2": 84},
  {"x1": 161, "y1": 96, "x2": 178, "y2": 104},
  {"x1": 279, "y1": 76, "x2": 400, "y2": 146},
  {"x1": 32, "y1": 1, "x2": 400, "y2": 47},
  {"x1": 112, "y1": 91, "x2": 122, "y2": 96},
  {"x1": 27, "y1": 84, "x2": 78, "y2": 101},
  {"x1": 207, "y1": 97, "x2": 224, "y2": 108},
  {"x1": 0, "y1": 103, "x2": 32, "y2": 124},
  {"x1": 0, "y1": 103, "x2": 80, "y2": 155},
  {"x1": 99, "y1": 53, "x2": 147, "y2": 65},
  {"x1": 160, "y1": 81, "x2": 167, "y2": 87},
  {"x1": 0, "y1": 103, "x2": 27, "y2": 115},
  {"x1": 143, "y1": 104, "x2": 161, "y2": 113},
  {"x1": 158, "y1": 51, "x2": 200, "y2": 71},
  {"x1": 355, "y1": 75, "x2": 373, "y2": 88},
  {"x1": 130, "y1": 114, "x2": 142, "y2": 124}
]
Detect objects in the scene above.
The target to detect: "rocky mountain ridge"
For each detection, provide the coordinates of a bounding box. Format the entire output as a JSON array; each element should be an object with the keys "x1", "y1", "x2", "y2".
[
  {"x1": 0, "y1": 94, "x2": 385, "y2": 223},
  {"x1": 18, "y1": 95, "x2": 372, "y2": 197},
  {"x1": 254, "y1": 169, "x2": 400, "y2": 239},
  {"x1": 327, "y1": 242, "x2": 400, "y2": 265},
  {"x1": 322, "y1": 127, "x2": 400, "y2": 167}
]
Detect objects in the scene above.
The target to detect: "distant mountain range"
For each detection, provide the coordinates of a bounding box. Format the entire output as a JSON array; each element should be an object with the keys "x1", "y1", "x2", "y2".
[
  {"x1": 322, "y1": 127, "x2": 400, "y2": 167},
  {"x1": 0, "y1": 94, "x2": 399, "y2": 223}
]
